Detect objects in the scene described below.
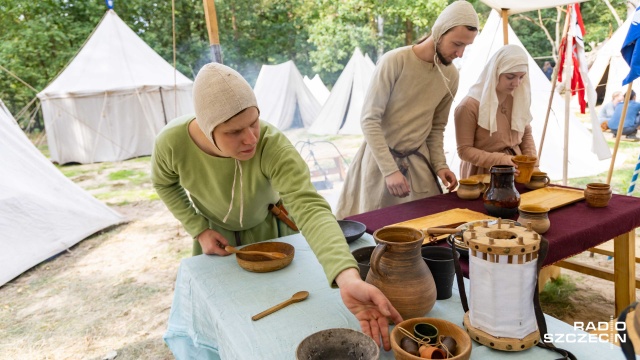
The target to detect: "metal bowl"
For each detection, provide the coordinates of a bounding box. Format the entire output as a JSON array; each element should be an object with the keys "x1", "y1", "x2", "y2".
[
  {"x1": 296, "y1": 328, "x2": 379, "y2": 360},
  {"x1": 338, "y1": 220, "x2": 367, "y2": 243}
]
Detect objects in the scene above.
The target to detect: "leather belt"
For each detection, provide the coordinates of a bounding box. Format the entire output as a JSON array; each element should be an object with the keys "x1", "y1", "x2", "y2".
[{"x1": 389, "y1": 147, "x2": 443, "y2": 194}]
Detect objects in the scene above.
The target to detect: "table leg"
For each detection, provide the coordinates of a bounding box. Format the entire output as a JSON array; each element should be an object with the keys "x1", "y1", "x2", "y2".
[{"x1": 614, "y1": 229, "x2": 637, "y2": 315}]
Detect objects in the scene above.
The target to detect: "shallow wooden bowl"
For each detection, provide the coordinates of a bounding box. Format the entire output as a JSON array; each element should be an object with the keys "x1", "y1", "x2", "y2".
[
  {"x1": 235, "y1": 242, "x2": 294, "y2": 273},
  {"x1": 391, "y1": 317, "x2": 472, "y2": 360}
]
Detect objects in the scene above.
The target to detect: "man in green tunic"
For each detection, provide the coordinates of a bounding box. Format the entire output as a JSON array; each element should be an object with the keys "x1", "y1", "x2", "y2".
[
  {"x1": 336, "y1": 1, "x2": 479, "y2": 219},
  {"x1": 151, "y1": 63, "x2": 402, "y2": 349}
]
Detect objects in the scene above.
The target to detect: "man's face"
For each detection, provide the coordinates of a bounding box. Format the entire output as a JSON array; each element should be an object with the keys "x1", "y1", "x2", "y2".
[
  {"x1": 436, "y1": 26, "x2": 477, "y2": 65},
  {"x1": 212, "y1": 107, "x2": 260, "y2": 161}
]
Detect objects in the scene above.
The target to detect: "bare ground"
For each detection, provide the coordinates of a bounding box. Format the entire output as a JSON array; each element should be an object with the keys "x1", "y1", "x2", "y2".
[{"x1": 0, "y1": 128, "x2": 637, "y2": 359}]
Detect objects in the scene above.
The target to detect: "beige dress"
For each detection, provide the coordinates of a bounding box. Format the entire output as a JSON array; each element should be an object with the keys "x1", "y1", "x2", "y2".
[
  {"x1": 336, "y1": 46, "x2": 458, "y2": 219},
  {"x1": 454, "y1": 96, "x2": 536, "y2": 179}
]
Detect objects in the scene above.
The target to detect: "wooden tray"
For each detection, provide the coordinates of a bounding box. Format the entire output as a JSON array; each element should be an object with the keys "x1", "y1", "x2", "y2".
[
  {"x1": 520, "y1": 187, "x2": 584, "y2": 210},
  {"x1": 388, "y1": 208, "x2": 495, "y2": 244}
]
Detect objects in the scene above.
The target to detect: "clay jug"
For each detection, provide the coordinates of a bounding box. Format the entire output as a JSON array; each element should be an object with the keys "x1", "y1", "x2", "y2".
[
  {"x1": 367, "y1": 227, "x2": 436, "y2": 319},
  {"x1": 483, "y1": 165, "x2": 520, "y2": 218},
  {"x1": 584, "y1": 183, "x2": 612, "y2": 207}
]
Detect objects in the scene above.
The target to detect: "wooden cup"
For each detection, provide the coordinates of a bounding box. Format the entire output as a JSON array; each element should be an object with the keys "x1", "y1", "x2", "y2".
[{"x1": 512, "y1": 155, "x2": 538, "y2": 184}]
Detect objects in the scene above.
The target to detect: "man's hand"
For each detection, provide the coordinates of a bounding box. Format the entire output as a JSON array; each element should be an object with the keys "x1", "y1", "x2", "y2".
[
  {"x1": 197, "y1": 229, "x2": 231, "y2": 256},
  {"x1": 385, "y1": 170, "x2": 411, "y2": 198},
  {"x1": 437, "y1": 169, "x2": 458, "y2": 192},
  {"x1": 335, "y1": 268, "x2": 403, "y2": 351}
]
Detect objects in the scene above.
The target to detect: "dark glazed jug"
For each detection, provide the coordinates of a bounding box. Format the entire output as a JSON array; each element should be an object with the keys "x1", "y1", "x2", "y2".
[
  {"x1": 367, "y1": 227, "x2": 436, "y2": 319},
  {"x1": 483, "y1": 165, "x2": 520, "y2": 218}
]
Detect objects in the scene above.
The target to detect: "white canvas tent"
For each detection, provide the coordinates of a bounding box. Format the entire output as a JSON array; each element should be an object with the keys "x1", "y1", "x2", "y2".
[
  {"x1": 308, "y1": 48, "x2": 376, "y2": 135},
  {"x1": 303, "y1": 74, "x2": 330, "y2": 105},
  {"x1": 588, "y1": 17, "x2": 640, "y2": 104},
  {"x1": 444, "y1": 11, "x2": 614, "y2": 181},
  {"x1": 0, "y1": 99, "x2": 123, "y2": 287},
  {"x1": 253, "y1": 60, "x2": 321, "y2": 130},
  {"x1": 37, "y1": 10, "x2": 194, "y2": 164}
]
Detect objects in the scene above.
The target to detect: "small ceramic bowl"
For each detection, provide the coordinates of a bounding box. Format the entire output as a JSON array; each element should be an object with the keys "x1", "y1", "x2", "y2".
[
  {"x1": 338, "y1": 220, "x2": 367, "y2": 243},
  {"x1": 235, "y1": 242, "x2": 294, "y2": 273},
  {"x1": 351, "y1": 246, "x2": 375, "y2": 280},
  {"x1": 414, "y1": 322, "x2": 439, "y2": 343},
  {"x1": 296, "y1": 328, "x2": 379, "y2": 360},
  {"x1": 391, "y1": 317, "x2": 472, "y2": 360}
]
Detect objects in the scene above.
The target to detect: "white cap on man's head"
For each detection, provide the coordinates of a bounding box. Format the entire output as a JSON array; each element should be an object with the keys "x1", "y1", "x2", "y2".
[
  {"x1": 431, "y1": 1, "x2": 479, "y2": 44},
  {"x1": 193, "y1": 63, "x2": 258, "y2": 146}
]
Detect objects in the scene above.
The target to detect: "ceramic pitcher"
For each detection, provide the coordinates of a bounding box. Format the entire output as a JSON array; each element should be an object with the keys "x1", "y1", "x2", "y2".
[{"x1": 367, "y1": 227, "x2": 436, "y2": 319}]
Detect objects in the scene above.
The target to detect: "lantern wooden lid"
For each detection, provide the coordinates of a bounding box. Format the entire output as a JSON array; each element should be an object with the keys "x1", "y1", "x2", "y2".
[{"x1": 463, "y1": 219, "x2": 540, "y2": 256}]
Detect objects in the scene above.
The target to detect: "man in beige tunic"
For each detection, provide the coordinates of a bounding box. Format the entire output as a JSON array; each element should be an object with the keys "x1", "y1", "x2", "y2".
[{"x1": 336, "y1": 1, "x2": 479, "y2": 219}]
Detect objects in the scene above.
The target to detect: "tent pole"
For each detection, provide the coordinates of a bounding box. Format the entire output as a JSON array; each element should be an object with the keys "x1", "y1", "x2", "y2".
[
  {"x1": 501, "y1": 9, "x2": 509, "y2": 45},
  {"x1": 607, "y1": 82, "x2": 633, "y2": 184},
  {"x1": 538, "y1": 7, "x2": 571, "y2": 163},
  {"x1": 203, "y1": 0, "x2": 223, "y2": 63},
  {"x1": 562, "y1": 7, "x2": 575, "y2": 186}
]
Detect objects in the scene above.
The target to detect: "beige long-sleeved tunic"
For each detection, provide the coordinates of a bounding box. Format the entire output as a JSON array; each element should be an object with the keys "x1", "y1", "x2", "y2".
[
  {"x1": 336, "y1": 46, "x2": 458, "y2": 219},
  {"x1": 454, "y1": 96, "x2": 536, "y2": 179}
]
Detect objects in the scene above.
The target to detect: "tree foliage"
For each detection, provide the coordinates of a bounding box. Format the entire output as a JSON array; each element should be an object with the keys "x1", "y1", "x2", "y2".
[{"x1": 0, "y1": 0, "x2": 632, "y2": 132}]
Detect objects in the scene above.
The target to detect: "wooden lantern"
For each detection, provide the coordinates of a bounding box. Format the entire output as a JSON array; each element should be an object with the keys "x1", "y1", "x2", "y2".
[{"x1": 462, "y1": 219, "x2": 541, "y2": 351}]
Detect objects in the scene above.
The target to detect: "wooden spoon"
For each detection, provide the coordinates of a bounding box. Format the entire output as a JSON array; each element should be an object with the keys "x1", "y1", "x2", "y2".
[
  {"x1": 251, "y1": 291, "x2": 309, "y2": 321},
  {"x1": 224, "y1": 245, "x2": 287, "y2": 260}
]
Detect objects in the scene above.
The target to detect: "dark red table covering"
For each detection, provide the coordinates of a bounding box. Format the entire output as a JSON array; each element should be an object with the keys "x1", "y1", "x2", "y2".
[{"x1": 346, "y1": 185, "x2": 640, "y2": 275}]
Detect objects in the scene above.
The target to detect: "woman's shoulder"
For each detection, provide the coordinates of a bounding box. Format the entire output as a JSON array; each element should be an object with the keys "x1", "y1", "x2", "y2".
[{"x1": 456, "y1": 96, "x2": 479, "y2": 112}]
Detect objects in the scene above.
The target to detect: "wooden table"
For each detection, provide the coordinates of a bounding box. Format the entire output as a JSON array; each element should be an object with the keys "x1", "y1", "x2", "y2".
[{"x1": 346, "y1": 185, "x2": 640, "y2": 315}]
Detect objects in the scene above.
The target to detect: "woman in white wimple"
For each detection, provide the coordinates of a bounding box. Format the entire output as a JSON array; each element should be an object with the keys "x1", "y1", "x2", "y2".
[{"x1": 454, "y1": 44, "x2": 538, "y2": 179}]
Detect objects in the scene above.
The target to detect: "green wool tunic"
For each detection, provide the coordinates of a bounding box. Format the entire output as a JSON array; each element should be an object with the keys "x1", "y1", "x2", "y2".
[{"x1": 151, "y1": 115, "x2": 357, "y2": 284}]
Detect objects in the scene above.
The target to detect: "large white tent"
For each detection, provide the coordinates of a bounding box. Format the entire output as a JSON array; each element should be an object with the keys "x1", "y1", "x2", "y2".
[
  {"x1": 37, "y1": 10, "x2": 194, "y2": 164},
  {"x1": 308, "y1": 48, "x2": 375, "y2": 135},
  {"x1": 444, "y1": 11, "x2": 614, "y2": 181},
  {"x1": 253, "y1": 60, "x2": 321, "y2": 130},
  {"x1": 588, "y1": 16, "x2": 640, "y2": 104},
  {"x1": 303, "y1": 74, "x2": 330, "y2": 105},
  {"x1": 0, "y1": 99, "x2": 123, "y2": 287}
]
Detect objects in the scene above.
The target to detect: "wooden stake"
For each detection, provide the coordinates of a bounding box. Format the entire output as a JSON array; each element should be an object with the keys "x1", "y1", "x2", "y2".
[
  {"x1": 203, "y1": 0, "x2": 222, "y2": 63},
  {"x1": 538, "y1": 6, "x2": 571, "y2": 162},
  {"x1": 607, "y1": 82, "x2": 634, "y2": 184},
  {"x1": 501, "y1": 9, "x2": 509, "y2": 45}
]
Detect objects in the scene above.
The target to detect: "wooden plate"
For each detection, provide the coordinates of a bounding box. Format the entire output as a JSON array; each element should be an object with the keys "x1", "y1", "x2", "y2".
[
  {"x1": 389, "y1": 208, "x2": 495, "y2": 244},
  {"x1": 520, "y1": 187, "x2": 584, "y2": 210}
]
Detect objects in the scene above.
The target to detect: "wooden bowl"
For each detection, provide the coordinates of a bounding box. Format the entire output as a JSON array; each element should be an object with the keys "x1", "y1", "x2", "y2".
[
  {"x1": 235, "y1": 242, "x2": 294, "y2": 273},
  {"x1": 296, "y1": 328, "x2": 379, "y2": 360},
  {"x1": 391, "y1": 317, "x2": 472, "y2": 360}
]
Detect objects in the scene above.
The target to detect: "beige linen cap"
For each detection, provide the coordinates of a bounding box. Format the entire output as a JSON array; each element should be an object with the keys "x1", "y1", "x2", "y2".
[
  {"x1": 193, "y1": 63, "x2": 258, "y2": 146},
  {"x1": 432, "y1": 1, "x2": 479, "y2": 44}
]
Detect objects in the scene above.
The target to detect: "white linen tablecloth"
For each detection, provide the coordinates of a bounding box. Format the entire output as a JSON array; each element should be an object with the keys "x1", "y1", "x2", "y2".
[{"x1": 164, "y1": 233, "x2": 630, "y2": 359}]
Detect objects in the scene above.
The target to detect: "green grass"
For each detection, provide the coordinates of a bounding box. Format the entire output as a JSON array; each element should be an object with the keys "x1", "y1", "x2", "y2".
[
  {"x1": 94, "y1": 188, "x2": 159, "y2": 206},
  {"x1": 108, "y1": 169, "x2": 148, "y2": 184},
  {"x1": 539, "y1": 275, "x2": 577, "y2": 318}
]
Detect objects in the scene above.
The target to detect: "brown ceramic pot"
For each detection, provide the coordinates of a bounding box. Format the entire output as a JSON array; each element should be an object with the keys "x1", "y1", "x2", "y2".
[
  {"x1": 368, "y1": 227, "x2": 437, "y2": 320},
  {"x1": 525, "y1": 171, "x2": 551, "y2": 190},
  {"x1": 584, "y1": 183, "x2": 612, "y2": 207},
  {"x1": 457, "y1": 179, "x2": 485, "y2": 200},
  {"x1": 517, "y1": 205, "x2": 551, "y2": 234}
]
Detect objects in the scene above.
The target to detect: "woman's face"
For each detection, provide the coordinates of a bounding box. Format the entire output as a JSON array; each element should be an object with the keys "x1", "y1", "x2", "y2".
[
  {"x1": 496, "y1": 72, "x2": 526, "y2": 97},
  {"x1": 212, "y1": 107, "x2": 260, "y2": 161}
]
